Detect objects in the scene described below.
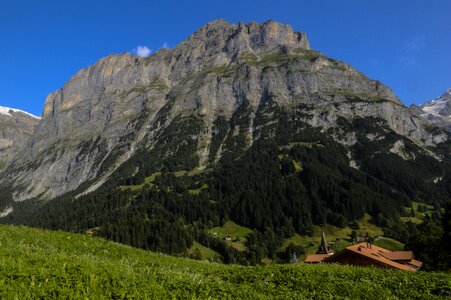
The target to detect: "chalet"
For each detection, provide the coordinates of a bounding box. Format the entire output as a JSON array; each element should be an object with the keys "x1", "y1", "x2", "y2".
[
  {"x1": 305, "y1": 230, "x2": 423, "y2": 271},
  {"x1": 324, "y1": 242, "x2": 422, "y2": 271}
]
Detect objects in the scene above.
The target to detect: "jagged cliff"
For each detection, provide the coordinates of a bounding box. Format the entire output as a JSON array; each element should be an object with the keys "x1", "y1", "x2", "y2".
[
  {"x1": 0, "y1": 19, "x2": 448, "y2": 202},
  {"x1": 0, "y1": 107, "x2": 39, "y2": 171}
]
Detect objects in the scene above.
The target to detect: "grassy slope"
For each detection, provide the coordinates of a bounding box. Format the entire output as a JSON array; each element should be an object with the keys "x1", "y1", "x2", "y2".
[
  {"x1": 118, "y1": 168, "x2": 206, "y2": 192},
  {"x1": 209, "y1": 220, "x2": 253, "y2": 251},
  {"x1": 187, "y1": 241, "x2": 220, "y2": 260},
  {"x1": 118, "y1": 171, "x2": 162, "y2": 191},
  {"x1": 401, "y1": 201, "x2": 442, "y2": 224},
  {"x1": 0, "y1": 225, "x2": 450, "y2": 299},
  {"x1": 373, "y1": 237, "x2": 404, "y2": 251},
  {"x1": 280, "y1": 213, "x2": 384, "y2": 255},
  {"x1": 206, "y1": 214, "x2": 395, "y2": 258}
]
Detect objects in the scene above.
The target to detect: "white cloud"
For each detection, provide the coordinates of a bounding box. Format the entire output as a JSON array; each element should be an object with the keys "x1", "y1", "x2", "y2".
[
  {"x1": 397, "y1": 36, "x2": 426, "y2": 69},
  {"x1": 134, "y1": 45, "x2": 152, "y2": 58},
  {"x1": 161, "y1": 41, "x2": 169, "y2": 49}
]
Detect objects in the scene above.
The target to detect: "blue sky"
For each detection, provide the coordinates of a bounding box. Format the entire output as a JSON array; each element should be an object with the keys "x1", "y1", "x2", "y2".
[{"x1": 1, "y1": 0, "x2": 450, "y2": 116}]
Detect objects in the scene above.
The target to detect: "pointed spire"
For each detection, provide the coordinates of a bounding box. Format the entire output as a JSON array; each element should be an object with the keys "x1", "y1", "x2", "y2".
[{"x1": 317, "y1": 225, "x2": 333, "y2": 254}]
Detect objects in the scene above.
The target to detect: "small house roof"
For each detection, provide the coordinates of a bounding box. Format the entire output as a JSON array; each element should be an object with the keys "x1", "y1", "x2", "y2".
[
  {"x1": 329, "y1": 242, "x2": 419, "y2": 271},
  {"x1": 380, "y1": 251, "x2": 414, "y2": 261},
  {"x1": 304, "y1": 253, "x2": 333, "y2": 263},
  {"x1": 407, "y1": 259, "x2": 423, "y2": 269}
]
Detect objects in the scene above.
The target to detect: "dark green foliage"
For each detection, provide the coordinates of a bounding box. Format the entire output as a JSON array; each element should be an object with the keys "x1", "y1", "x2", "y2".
[
  {"x1": 339, "y1": 116, "x2": 451, "y2": 206},
  {"x1": 405, "y1": 220, "x2": 450, "y2": 271},
  {"x1": 410, "y1": 205, "x2": 416, "y2": 217},
  {"x1": 405, "y1": 200, "x2": 451, "y2": 271},
  {"x1": 280, "y1": 157, "x2": 296, "y2": 175},
  {"x1": 189, "y1": 248, "x2": 202, "y2": 260},
  {"x1": 157, "y1": 115, "x2": 203, "y2": 172},
  {"x1": 220, "y1": 100, "x2": 252, "y2": 163},
  {"x1": 4, "y1": 189, "x2": 199, "y2": 255},
  {"x1": 349, "y1": 220, "x2": 360, "y2": 230},
  {"x1": 417, "y1": 205, "x2": 426, "y2": 213},
  {"x1": 208, "y1": 116, "x2": 229, "y2": 163},
  {"x1": 285, "y1": 242, "x2": 306, "y2": 263},
  {"x1": 2, "y1": 103, "x2": 450, "y2": 267},
  {"x1": 102, "y1": 114, "x2": 203, "y2": 188}
]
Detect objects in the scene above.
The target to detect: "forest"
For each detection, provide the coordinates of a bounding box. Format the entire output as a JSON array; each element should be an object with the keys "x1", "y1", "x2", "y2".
[{"x1": 2, "y1": 103, "x2": 450, "y2": 270}]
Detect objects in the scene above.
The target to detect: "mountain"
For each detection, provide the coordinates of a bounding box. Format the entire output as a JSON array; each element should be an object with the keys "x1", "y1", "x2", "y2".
[
  {"x1": 1, "y1": 20, "x2": 450, "y2": 262},
  {"x1": 0, "y1": 20, "x2": 446, "y2": 202},
  {"x1": 0, "y1": 106, "x2": 40, "y2": 171},
  {"x1": 411, "y1": 89, "x2": 451, "y2": 133}
]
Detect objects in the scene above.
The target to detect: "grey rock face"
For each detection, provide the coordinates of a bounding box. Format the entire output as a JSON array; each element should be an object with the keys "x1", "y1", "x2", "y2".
[
  {"x1": 0, "y1": 20, "x2": 448, "y2": 202},
  {"x1": 411, "y1": 89, "x2": 451, "y2": 133},
  {"x1": 0, "y1": 107, "x2": 39, "y2": 170}
]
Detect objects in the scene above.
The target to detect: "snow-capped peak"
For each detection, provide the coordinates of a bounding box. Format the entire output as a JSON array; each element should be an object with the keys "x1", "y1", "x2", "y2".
[
  {"x1": 421, "y1": 101, "x2": 447, "y2": 118},
  {"x1": 0, "y1": 106, "x2": 40, "y2": 119},
  {"x1": 412, "y1": 89, "x2": 451, "y2": 133}
]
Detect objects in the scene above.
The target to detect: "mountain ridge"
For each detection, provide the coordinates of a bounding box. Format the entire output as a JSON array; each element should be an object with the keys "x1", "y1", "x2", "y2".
[
  {"x1": 411, "y1": 88, "x2": 451, "y2": 133},
  {"x1": 0, "y1": 106, "x2": 39, "y2": 173},
  {"x1": 0, "y1": 19, "x2": 448, "y2": 202},
  {"x1": 1, "y1": 20, "x2": 450, "y2": 265}
]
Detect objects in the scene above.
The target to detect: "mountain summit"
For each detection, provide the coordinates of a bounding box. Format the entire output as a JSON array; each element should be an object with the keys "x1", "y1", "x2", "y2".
[
  {"x1": 0, "y1": 19, "x2": 448, "y2": 209},
  {"x1": 1, "y1": 20, "x2": 450, "y2": 261},
  {"x1": 184, "y1": 19, "x2": 310, "y2": 52},
  {"x1": 412, "y1": 89, "x2": 451, "y2": 133}
]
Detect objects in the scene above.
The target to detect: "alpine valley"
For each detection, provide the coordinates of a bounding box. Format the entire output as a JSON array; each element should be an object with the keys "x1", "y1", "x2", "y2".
[{"x1": 1, "y1": 20, "x2": 450, "y2": 264}]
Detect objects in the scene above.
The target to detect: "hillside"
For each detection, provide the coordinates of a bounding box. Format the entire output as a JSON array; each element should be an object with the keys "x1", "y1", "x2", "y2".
[
  {"x1": 0, "y1": 20, "x2": 447, "y2": 202},
  {"x1": 1, "y1": 19, "x2": 450, "y2": 266},
  {"x1": 0, "y1": 225, "x2": 449, "y2": 299}
]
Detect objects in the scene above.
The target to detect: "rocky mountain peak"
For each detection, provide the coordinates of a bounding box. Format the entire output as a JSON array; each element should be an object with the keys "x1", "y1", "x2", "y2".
[
  {"x1": 0, "y1": 106, "x2": 40, "y2": 170},
  {"x1": 180, "y1": 19, "x2": 309, "y2": 56},
  {"x1": 0, "y1": 20, "x2": 447, "y2": 202},
  {"x1": 412, "y1": 88, "x2": 451, "y2": 132}
]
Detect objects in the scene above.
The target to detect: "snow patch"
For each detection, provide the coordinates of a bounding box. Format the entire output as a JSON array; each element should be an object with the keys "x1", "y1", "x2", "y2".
[
  {"x1": 420, "y1": 99, "x2": 448, "y2": 118},
  {"x1": 0, "y1": 106, "x2": 40, "y2": 119},
  {"x1": 419, "y1": 89, "x2": 450, "y2": 118}
]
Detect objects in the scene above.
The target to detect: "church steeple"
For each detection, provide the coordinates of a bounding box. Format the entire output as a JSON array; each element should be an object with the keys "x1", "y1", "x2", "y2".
[{"x1": 317, "y1": 225, "x2": 333, "y2": 254}]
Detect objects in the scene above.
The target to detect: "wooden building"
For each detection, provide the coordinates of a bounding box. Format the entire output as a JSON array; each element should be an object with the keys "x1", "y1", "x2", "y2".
[
  {"x1": 324, "y1": 242, "x2": 422, "y2": 271},
  {"x1": 305, "y1": 230, "x2": 423, "y2": 271}
]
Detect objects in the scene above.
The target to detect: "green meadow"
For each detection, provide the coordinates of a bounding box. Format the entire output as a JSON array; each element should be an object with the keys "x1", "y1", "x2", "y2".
[{"x1": 0, "y1": 224, "x2": 450, "y2": 299}]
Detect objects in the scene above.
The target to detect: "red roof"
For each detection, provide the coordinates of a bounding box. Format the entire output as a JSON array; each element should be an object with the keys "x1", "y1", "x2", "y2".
[
  {"x1": 304, "y1": 253, "x2": 333, "y2": 263},
  {"x1": 407, "y1": 259, "x2": 423, "y2": 269},
  {"x1": 380, "y1": 251, "x2": 413, "y2": 261},
  {"x1": 324, "y1": 242, "x2": 422, "y2": 271}
]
